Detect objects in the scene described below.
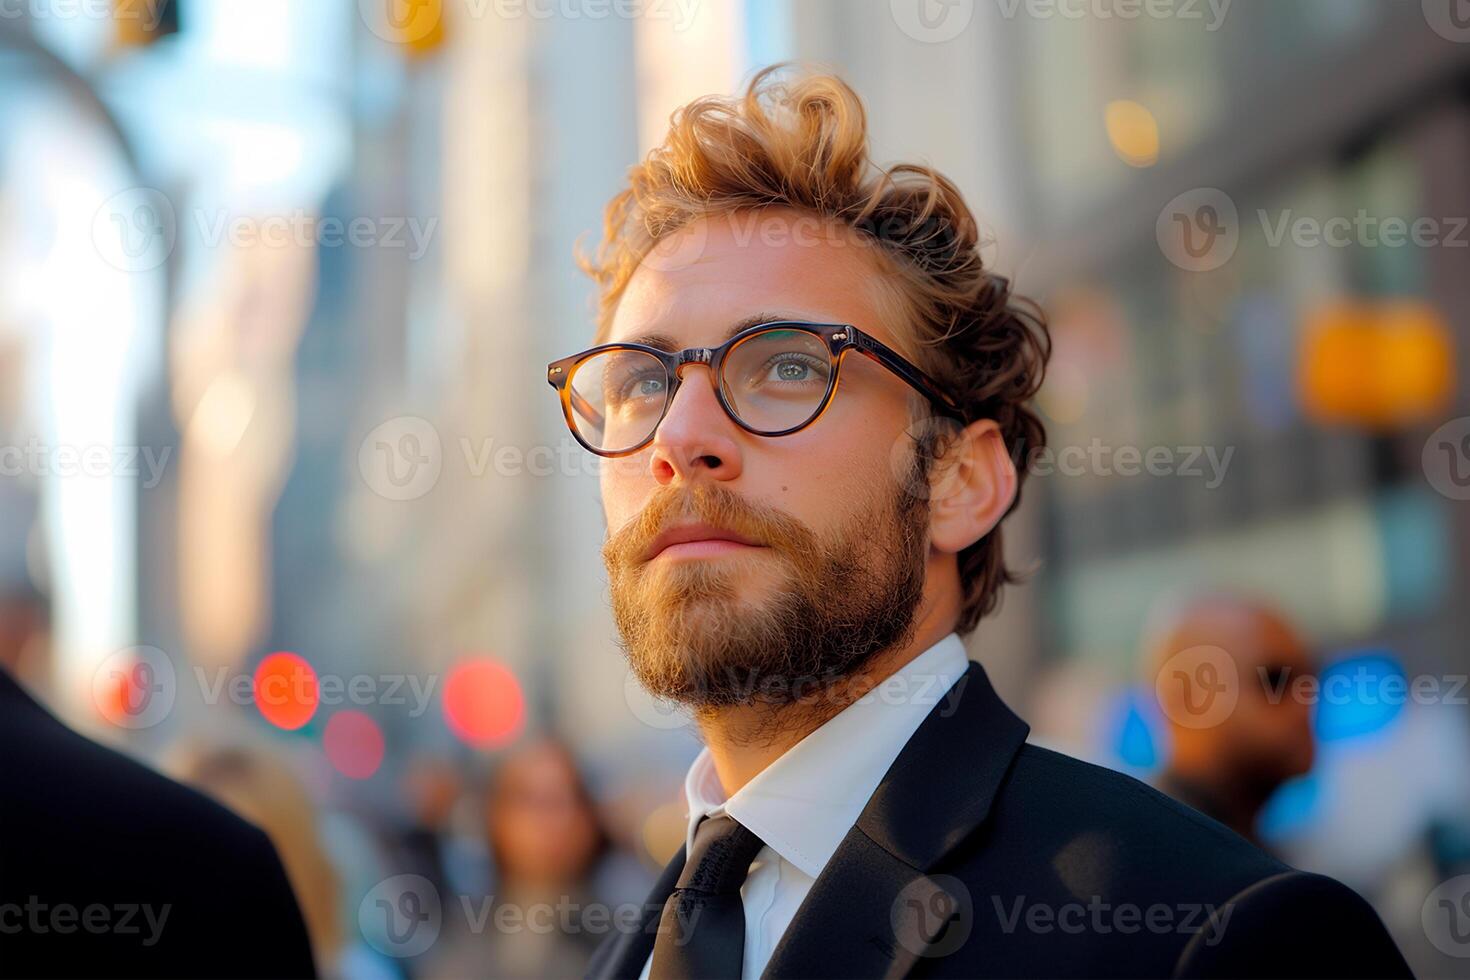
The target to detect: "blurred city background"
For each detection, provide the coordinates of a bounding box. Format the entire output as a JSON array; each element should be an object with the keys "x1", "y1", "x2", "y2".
[{"x1": 2, "y1": 0, "x2": 1470, "y2": 976}]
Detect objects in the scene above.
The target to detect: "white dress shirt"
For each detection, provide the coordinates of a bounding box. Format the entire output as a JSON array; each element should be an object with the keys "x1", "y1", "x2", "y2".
[{"x1": 638, "y1": 632, "x2": 970, "y2": 980}]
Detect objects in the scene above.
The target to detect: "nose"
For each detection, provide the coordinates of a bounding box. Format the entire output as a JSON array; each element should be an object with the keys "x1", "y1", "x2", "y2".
[{"x1": 648, "y1": 364, "x2": 743, "y2": 485}]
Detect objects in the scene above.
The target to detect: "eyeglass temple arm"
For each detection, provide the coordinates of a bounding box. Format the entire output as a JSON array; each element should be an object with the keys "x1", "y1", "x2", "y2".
[
  {"x1": 568, "y1": 385, "x2": 604, "y2": 431},
  {"x1": 847, "y1": 328, "x2": 961, "y2": 414}
]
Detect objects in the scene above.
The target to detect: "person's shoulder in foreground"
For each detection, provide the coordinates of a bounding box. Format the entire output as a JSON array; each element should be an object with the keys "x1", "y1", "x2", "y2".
[
  {"x1": 804, "y1": 658, "x2": 1414, "y2": 980},
  {"x1": 987, "y1": 741, "x2": 1408, "y2": 978},
  {"x1": 0, "y1": 667, "x2": 316, "y2": 979}
]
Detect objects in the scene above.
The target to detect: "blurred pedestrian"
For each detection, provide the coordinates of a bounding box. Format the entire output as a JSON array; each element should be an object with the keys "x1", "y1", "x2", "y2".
[
  {"x1": 1146, "y1": 592, "x2": 1317, "y2": 849},
  {"x1": 424, "y1": 738, "x2": 609, "y2": 980},
  {"x1": 0, "y1": 669, "x2": 316, "y2": 978}
]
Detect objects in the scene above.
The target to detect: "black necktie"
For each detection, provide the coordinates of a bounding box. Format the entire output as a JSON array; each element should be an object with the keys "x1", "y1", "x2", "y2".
[{"x1": 649, "y1": 813, "x2": 765, "y2": 980}]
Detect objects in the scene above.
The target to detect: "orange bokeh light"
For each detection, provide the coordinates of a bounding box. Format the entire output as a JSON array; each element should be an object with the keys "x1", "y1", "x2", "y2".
[
  {"x1": 252, "y1": 651, "x2": 319, "y2": 731},
  {"x1": 1299, "y1": 300, "x2": 1454, "y2": 428},
  {"x1": 442, "y1": 658, "x2": 525, "y2": 749}
]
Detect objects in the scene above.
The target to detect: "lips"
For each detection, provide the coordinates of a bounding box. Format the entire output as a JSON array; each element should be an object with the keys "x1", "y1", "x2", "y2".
[{"x1": 642, "y1": 522, "x2": 762, "y2": 561}]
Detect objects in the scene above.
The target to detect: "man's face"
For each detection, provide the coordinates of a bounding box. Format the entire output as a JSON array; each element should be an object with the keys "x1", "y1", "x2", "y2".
[
  {"x1": 1225, "y1": 618, "x2": 1316, "y2": 783},
  {"x1": 598, "y1": 208, "x2": 936, "y2": 710}
]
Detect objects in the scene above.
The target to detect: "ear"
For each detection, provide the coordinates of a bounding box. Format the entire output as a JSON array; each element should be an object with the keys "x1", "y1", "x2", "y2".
[{"x1": 925, "y1": 418, "x2": 1018, "y2": 555}]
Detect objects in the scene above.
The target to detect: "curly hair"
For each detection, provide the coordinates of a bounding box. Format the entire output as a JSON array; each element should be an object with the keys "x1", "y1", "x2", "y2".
[{"x1": 579, "y1": 64, "x2": 1050, "y2": 635}]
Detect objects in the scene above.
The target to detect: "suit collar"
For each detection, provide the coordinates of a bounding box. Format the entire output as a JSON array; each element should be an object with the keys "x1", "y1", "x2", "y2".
[
  {"x1": 854, "y1": 658, "x2": 1029, "y2": 869},
  {"x1": 761, "y1": 657, "x2": 1030, "y2": 978}
]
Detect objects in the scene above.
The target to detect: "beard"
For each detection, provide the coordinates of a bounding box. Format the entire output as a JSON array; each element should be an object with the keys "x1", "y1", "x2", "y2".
[{"x1": 602, "y1": 459, "x2": 931, "y2": 718}]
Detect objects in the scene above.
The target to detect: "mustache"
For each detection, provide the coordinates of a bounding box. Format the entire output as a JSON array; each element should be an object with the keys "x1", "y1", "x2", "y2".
[{"x1": 602, "y1": 483, "x2": 816, "y2": 569}]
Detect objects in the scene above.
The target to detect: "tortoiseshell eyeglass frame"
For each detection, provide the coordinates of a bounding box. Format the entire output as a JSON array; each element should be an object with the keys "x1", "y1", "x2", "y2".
[{"x1": 546, "y1": 320, "x2": 962, "y2": 458}]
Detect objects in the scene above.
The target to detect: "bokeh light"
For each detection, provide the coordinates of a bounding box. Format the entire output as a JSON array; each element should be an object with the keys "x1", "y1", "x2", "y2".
[
  {"x1": 442, "y1": 657, "x2": 525, "y2": 749},
  {"x1": 323, "y1": 710, "x2": 386, "y2": 779},
  {"x1": 1315, "y1": 651, "x2": 1408, "y2": 742},
  {"x1": 1104, "y1": 99, "x2": 1160, "y2": 167},
  {"x1": 1298, "y1": 299, "x2": 1454, "y2": 428},
  {"x1": 252, "y1": 651, "x2": 319, "y2": 731}
]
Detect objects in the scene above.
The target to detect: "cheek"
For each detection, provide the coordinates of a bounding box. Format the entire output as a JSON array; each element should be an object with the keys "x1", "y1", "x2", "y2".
[
  {"x1": 600, "y1": 454, "x2": 653, "y2": 526},
  {"x1": 760, "y1": 431, "x2": 892, "y2": 527}
]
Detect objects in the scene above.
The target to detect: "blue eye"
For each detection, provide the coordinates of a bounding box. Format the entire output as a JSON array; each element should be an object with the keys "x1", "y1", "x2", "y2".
[
  {"x1": 774, "y1": 361, "x2": 809, "y2": 381},
  {"x1": 607, "y1": 369, "x2": 666, "y2": 406},
  {"x1": 759, "y1": 353, "x2": 827, "y2": 386}
]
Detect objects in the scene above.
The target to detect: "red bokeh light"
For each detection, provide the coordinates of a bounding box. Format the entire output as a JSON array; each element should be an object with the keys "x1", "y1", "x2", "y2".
[
  {"x1": 252, "y1": 651, "x2": 319, "y2": 730},
  {"x1": 442, "y1": 657, "x2": 524, "y2": 749},
  {"x1": 323, "y1": 710, "x2": 386, "y2": 779}
]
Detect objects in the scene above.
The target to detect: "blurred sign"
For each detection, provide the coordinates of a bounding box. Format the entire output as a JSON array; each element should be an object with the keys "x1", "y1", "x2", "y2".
[
  {"x1": 113, "y1": 0, "x2": 179, "y2": 49},
  {"x1": 1298, "y1": 299, "x2": 1454, "y2": 428},
  {"x1": 360, "y1": 0, "x2": 447, "y2": 57}
]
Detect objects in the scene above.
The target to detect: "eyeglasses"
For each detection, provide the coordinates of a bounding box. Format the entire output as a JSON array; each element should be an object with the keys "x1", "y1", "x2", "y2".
[{"x1": 547, "y1": 320, "x2": 960, "y2": 458}]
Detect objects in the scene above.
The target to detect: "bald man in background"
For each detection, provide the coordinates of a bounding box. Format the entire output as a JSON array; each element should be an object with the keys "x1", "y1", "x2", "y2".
[{"x1": 1147, "y1": 593, "x2": 1317, "y2": 849}]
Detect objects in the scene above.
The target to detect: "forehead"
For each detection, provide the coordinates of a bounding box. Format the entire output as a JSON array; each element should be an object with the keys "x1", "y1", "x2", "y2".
[{"x1": 606, "y1": 208, "x2": 901, "y2": 350}]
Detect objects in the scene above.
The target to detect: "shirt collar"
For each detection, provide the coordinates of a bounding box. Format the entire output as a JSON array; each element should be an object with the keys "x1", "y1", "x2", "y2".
[{"x1": 680, "y1": 632, "x2": 971, "y2": 879}]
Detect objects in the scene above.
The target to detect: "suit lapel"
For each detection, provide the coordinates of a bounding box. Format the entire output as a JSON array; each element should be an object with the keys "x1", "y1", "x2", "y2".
[
  {"x1": 760, "y1": 661, "x2": 1030, "y2": 979},
  {"x1": 587, "y1": 844, "x2": 685, "y2": 980}
]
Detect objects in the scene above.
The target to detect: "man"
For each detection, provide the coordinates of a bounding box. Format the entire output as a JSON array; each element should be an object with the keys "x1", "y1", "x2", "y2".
[
  {"x1": 1147, "y1": 593, "x2": 1318, "y2": 850},
  {"x1": 562, "y1": 67, "x2": 1410, "y2": 978},
  {"x1": 0, "y1": 664, "x2": 318, "y2": 978}
]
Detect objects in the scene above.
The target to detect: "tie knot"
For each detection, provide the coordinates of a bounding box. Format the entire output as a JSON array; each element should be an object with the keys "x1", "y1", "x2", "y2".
[{"x1": 677, "y1": 814, "x2": 765, "y2": 897}]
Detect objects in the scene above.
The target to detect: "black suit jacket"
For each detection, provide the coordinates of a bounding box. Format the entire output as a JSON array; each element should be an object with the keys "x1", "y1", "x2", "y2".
[
  {"x1": 588, "y1": 660, "x2": 1412, "y2": 979},
  {"x1": 0, "y1": 668, "x2": 317, "y2": 979}
]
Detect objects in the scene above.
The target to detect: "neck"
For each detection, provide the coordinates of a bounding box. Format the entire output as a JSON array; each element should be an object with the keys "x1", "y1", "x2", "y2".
[
  {"x1": 697, "y1": 593, "x2": 957, "y2": 797},
  {"x1": 1161, "y1": 758, "x2": 1272, "y2": 841}
]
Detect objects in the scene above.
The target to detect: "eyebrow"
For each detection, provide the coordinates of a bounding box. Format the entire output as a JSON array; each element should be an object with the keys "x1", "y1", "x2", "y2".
[{"x1": 621, "y1": 312, "x2": 808, "y2": 352}]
